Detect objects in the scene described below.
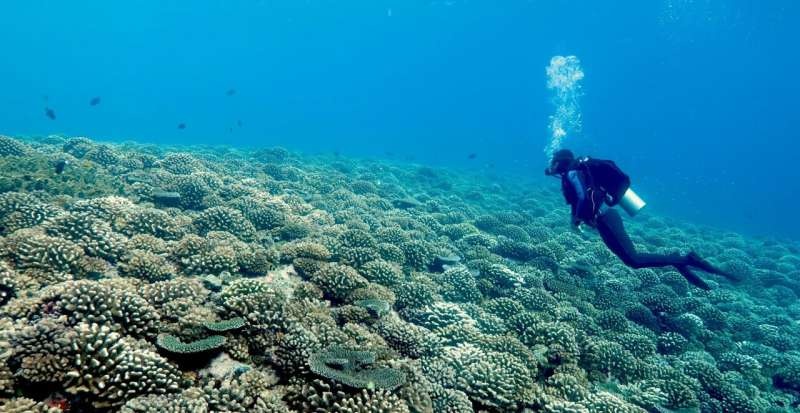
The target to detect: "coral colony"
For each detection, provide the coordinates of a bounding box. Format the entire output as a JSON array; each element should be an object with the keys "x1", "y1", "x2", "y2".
[{"x1": 0, "y1": 134, "x2": 798, "y2": 412}]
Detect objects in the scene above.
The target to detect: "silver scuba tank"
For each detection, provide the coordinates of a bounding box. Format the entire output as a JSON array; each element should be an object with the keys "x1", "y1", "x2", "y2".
[{"x1": 619, "y1": 188, "x2": 646, "y2": 216}]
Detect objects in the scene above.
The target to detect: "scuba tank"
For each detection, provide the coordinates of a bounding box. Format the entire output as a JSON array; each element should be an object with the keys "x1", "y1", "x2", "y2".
[
  {"x1": 619, "y1": 188, "x2": 646, "y2": 216},
  {"x1": 576, "y1": 157, "x2": 647, "y2": 217}
]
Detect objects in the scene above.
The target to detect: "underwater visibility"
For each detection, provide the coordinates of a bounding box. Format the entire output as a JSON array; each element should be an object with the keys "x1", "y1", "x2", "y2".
[{"x1": 1, "y1": 1, "x2": 800, "y2": 412}]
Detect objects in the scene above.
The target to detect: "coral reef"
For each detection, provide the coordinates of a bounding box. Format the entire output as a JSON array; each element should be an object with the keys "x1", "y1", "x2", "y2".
[{"x1": 0, "y1": 134, "x2": 797, "y2": 412}]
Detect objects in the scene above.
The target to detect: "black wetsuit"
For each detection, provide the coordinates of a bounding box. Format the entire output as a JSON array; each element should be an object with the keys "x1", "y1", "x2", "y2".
[{"x1": 561, "y1": 168, "x2": 712, "y2": 290}]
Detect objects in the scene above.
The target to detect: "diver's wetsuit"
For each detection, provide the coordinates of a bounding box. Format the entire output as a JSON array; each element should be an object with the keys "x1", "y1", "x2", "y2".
[{"x1": 562, "y1": 169, "x2": 713, "y2": 290}]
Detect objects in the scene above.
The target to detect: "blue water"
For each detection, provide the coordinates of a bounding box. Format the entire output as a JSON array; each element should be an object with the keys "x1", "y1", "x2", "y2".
[{"x1": 0, "y1": 1, "x2": 798, "y2": 240}]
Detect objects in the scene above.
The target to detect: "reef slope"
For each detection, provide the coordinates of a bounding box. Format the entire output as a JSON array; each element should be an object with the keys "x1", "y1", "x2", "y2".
[{"x1": 0, "y1": 134, "x2": 798, "y2": 412}]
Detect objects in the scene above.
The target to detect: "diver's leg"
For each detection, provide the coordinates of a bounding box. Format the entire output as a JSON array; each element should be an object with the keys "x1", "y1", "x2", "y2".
[
  {"x1": 595, "y1": 209, "x2": 688, "y2": 269},
  {"x1": 595, "y1": 209, "x2": 639, "y2": 266}
]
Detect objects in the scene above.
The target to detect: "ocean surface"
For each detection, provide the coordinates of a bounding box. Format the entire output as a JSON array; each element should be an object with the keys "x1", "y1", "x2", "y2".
[{"x1": 1, "y1": 2, "x2": 800, "y2": 412}]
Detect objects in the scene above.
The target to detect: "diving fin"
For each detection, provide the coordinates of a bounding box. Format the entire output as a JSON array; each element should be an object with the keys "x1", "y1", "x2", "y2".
[
  {"x1": 676, "y1": 265, "x2": 711, "y2": 291},
  {"x1": 687, "y1": 251, "x2": 738, "y2": 281}
]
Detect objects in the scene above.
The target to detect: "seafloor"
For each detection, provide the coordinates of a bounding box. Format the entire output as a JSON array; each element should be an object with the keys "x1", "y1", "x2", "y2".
[{"x1": 0, "y1": 134, "x2": 798, "y2": 413}]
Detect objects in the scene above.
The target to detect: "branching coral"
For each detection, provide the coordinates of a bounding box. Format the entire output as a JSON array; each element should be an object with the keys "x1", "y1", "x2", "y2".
[
  {"x1": 171, "y1": 234, "x2": 238, "y2": 275},
  {"x1": 0, "y1": 135, "x2": 33, "y2": 156},
  {"x1": 232, "y1": 196, "x2": 288, "y2": 231},
  {"x1": 336, "y1": 388, "x2": 411, "y2": 413},
  {"x1": 436, "y1": 266, "x2": 481, "y2": 303},
  {"x1": 274, "y1": 324, "x2": 322, "y2": 375},
  {"x1": 375, "y1": 315, "x2": 441, "y2": 358},
  {"x1": 422, "y1": 343, "x2": 535, "y2": 410},
  {"x1": 45, "y1": 211, "x2": 127, "y2": 262},
  {"x1": 120, "y1": 249, "x2": 175, "y2": 282},
  {"x1": 217, "y1": 278, "x2": 286, "y2": 330},
  {"x1": 400, "y1": 241, "x2": 432, "y2": 270},
  {"x1": 401, "y1": 302, "x2": 475, "y2": 331},
  {"x1": 55, "y1": 280, "x2": 160, "y2": 338},
  {"x1": 360, "y1": 260, "x2": 404, "y2": 286},
  {"x1": 280, "y1": 240, "x2": 332, "y2": 263},
  {"x1": 159, "y1": 152, "x2": 203, "y2": 175},
  {"x1": 2, "y1": 228, "x2": 87, "y2": 276},
  {"x1": 377, "y1": 243, "x2": 406, "y2": 265},
  {"x1": 310, "y1": 263, "x2": 369, "y2": 303},
  {"x1": 120, "y1": 390, "x2": 209, "y2": 412},
  {"x1": 60, "y1": 322, "x2": 183, "y2": 407},
  {"x1": 193, "y1": 206, "x2": 257, "y2": 242},
  {"x1": 0, "y1": 202, "x2": 61, "y2": 234},
  {"x1": 138, "y1": 277, "x2": 208, "y2": 308},
  {"x1": 392, "y1": 282, "x2": 436, "y2": 310},
  {"x1": 7, "y1": 318, "x2": 71, "y2": 384},
  {"x1": 0, "y1": 398, "x2": 61, "y2": 413},
  {"x1": 582, "y1": 339, "x2": 645, "y2": 383},
  {"x1": 121, "y1": 208, "x2": 186, "y2": 240},
  {"x1": 85, "y1": 144, "x2": 121, "y2": 167}
]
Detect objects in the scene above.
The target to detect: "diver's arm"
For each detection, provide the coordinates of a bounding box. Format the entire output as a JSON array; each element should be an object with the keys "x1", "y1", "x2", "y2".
[{"x1": 567, "y1": 171, "x2": 588, "y2": 225}]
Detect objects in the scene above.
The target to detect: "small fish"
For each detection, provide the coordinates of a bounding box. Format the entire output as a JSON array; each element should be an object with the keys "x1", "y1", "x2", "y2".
[
  {"x1": 177, "y1": 123, "x2": 186, "y2": 129},
  {"x1": 236, "y1": 120, "x2": 243, "y2": 127},
  {"x1": 89, "y1": 96, "x2": 101, "y2": 106},
  {"x1": 226, "y1": 88, "x2": 237, "y2": 96},
  {"x1": 54, "y1": 158, "x2": 68, "y2": 174},
  {"x1": 45, "y1": 107, "x2": 56, "y2": 120},
  {"x1": 467, "y1": 153, "x2": 477, "y2": 160}
]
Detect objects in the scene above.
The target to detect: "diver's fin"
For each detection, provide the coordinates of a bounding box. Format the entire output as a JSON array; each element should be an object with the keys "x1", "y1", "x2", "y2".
[
  {"x1": 676, "y1": 265, "x2": 711, "y2": 291},
  {"x1": 687, "y1": 251, "x2": 738, "y2": 281}
]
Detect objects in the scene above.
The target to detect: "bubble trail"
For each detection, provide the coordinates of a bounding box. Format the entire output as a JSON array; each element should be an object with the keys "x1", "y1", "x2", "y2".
[{"x1": 544, "y1": 55, "x2": 584, "y2": 160}]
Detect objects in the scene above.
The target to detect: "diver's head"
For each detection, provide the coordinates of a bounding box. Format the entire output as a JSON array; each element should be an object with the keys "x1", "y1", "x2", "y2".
[{"x1": 545, "y1": 149, "x2": 575, "y2": 176}]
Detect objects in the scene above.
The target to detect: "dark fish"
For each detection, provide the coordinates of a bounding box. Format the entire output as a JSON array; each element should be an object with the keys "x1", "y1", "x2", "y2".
[
  {"x1": 236, "y1": 120, "x2": 243, "y2": 127},
  {"x1": 226, "y1": 88, "x2": 237, "y2": 96},
  {"x1": 467, "y1": 153, "x2": 477, "y2": 159},
  {"x1": 45, "y1": 107, "x2": 56, "y2": 120},
  {"x1": 177, "y1": 123, "x2": 186, "y2": 129},
  {"x1": 89, "y1": 96, "x2": 101, "y2": 106},
  {"x1": 54, "y1": 158, "x2": 68, "y2": 174}
]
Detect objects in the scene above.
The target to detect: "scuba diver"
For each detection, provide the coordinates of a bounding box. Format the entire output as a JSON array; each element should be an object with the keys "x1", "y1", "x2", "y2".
[{"x1": 545, "y1": 149, "x2": 734, "y2": 290}]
